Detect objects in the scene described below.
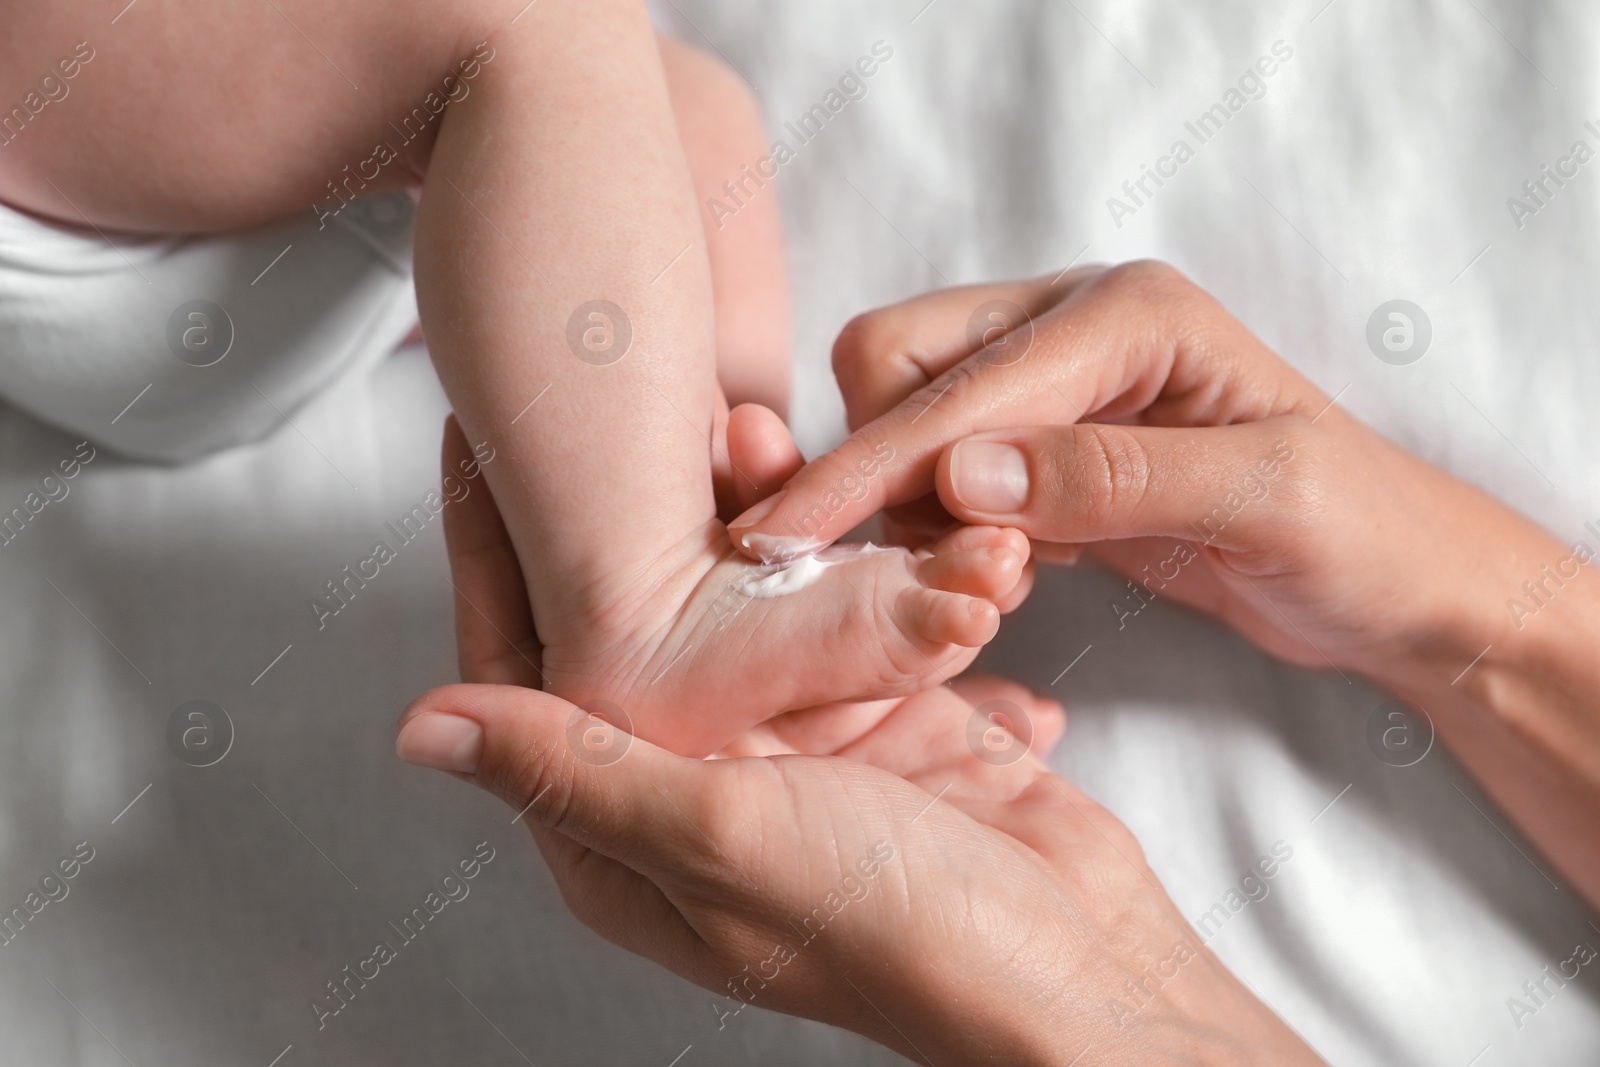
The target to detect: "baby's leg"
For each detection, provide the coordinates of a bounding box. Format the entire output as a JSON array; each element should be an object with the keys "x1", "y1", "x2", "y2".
[
  {"x1": 419, "y1": 8, "x2": 1031, "y2": 754},
  {"x1": 398, "y1": 37, "x2": 790, "y2": 411},
  {"x1": 375, "y1": 33, "x2": 793, "y2": 419},
  {"x1": 415, "y1": 0, "x2": 725, "y2": 655},
  {"x1": 661, "y1": 37, "x2": 791, "y2": 418}
]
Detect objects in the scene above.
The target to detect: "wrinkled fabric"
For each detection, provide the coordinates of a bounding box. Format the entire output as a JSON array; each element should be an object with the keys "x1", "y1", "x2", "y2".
[{"x1": 0, "y1": 1, "x2": 1596, "y2": 1064}]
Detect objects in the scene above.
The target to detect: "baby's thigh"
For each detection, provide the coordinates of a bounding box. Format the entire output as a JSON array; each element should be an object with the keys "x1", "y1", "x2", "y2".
[{"x1": 0, "y1": 0, "x2": 518, "y2": 232}]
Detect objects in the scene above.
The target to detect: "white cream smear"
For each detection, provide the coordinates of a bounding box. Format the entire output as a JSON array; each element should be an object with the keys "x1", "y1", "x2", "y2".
[
  {"x1": 735, "y1": 542, "x2": 894, "y2": 598},
  {"x1": 738, "y1": 531, "x2": 826, "y2": 566}
]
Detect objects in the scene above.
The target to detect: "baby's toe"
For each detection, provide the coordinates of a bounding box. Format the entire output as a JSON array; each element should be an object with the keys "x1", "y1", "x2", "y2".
[
  {"x1": 925, "y1": 524, "x2": 1029, "y2": 557},
  {"x1": 916, "y1": 526, "x2": 1030, "y2": 600},
  {"x1": 899, "y1": 587, "x2": 999, "y2": 647},
  {"x1": 916, "y1": 545, "x2": 1026, "y2": 600}
]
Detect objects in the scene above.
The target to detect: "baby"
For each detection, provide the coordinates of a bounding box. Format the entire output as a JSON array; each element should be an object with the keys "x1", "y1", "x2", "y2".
[{"x1": 0, "y1": 0, "x2": 1027, "y2": 755}]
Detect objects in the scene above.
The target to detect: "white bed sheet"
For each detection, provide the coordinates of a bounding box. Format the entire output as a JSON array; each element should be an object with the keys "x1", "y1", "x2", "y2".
[{"x1": 3, "y1": 1, "x2": 1599, "y2": 1064}]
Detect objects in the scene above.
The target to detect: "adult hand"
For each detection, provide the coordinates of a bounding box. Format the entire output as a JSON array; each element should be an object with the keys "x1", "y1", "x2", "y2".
[
  {"x1": 727, "y1": 262, "x2": 1477, "y2": 675},
  {"x1": 727, "y1": 262, "x2": 1600, "y2": 908},
  {"x1": 396, "y1": 680, "x2": 1317, "y2": 1065},
  {"x1": 398, "y1": 417, "x2": 1318, "y2": 1064}
]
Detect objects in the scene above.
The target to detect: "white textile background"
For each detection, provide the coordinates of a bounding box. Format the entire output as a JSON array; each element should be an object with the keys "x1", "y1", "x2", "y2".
[{"x1": 1, "y1": 1, "x2": 1597, "y2": 1064}]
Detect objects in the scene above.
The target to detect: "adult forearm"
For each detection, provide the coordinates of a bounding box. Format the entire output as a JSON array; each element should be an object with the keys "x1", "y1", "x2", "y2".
[
  {"x1": 1370, "y1": 495, "x2": 1600, "y2": 910},
  {"x1": 1436, "y1": 601, "x2": 1600, "y2": 908}
]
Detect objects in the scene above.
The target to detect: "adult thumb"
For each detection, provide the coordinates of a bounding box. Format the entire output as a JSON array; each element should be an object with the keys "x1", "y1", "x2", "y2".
[
  {"x1": 395, "y1": 684, "x2": 709, "y2": 869},
  {"x1": 935, "y1": 418, "x2": 1306, "y2": 546}
]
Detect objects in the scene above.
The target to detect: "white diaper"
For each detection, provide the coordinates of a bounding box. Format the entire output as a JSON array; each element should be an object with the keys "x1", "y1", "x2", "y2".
[{"x1": 0, "y1": 192, "x2": 417, "y2": 463}]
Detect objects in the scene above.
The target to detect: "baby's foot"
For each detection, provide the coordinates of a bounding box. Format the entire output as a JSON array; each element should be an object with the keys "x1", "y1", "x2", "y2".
[{"x1": 539, "y1": 522, "x2": 1029, "y2": 756}]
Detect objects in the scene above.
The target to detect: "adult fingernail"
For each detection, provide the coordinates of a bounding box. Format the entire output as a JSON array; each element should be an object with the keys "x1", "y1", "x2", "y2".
[
  {"x1": 396, "y1": 713, "x2": 483, "y2": 774},
  {"x1": 951, "y1": 440, "x2": 1028, "y2": 512},
  {"x1": 729, "y1": 489, "x2": 787, "y2": 532}
]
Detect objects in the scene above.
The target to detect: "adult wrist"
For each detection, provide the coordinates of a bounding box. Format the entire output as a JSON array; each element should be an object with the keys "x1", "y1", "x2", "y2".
[
  {"x1": 1368, "y1": 515, "x2": 1599, "y2": 719},
  {"x1": 900, "y1": 908, "x2": 1312, "y2": 1065},
  {"x1": 1455, "y1": 566, "x2": 1600, "y2": 761},
  {"x1": 976, "y1": 962, "x2": 1315, "y2": 1067},
  {"x1": 1338, "y1": 456, "x2": 1567, "y2": 711}
]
